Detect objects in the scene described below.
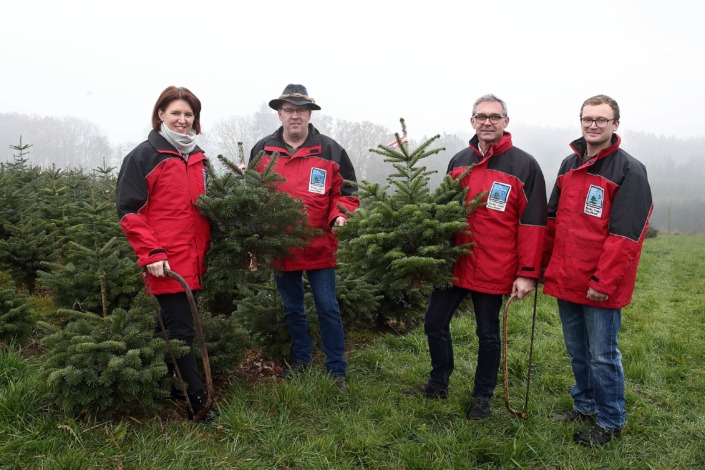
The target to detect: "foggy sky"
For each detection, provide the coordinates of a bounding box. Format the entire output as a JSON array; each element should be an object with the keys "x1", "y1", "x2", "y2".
[{"x1": 2, "y1": 0, "x2": 703, "y2": 146}]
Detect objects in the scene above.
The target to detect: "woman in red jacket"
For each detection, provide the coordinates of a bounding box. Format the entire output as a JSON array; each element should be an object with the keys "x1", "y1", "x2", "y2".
[{"x1": 116, "y1": 86, "x2": 215, "y2": 422}]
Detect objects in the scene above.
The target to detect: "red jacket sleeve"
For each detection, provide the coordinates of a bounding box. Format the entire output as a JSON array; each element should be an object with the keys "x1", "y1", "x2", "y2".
[{"x1": 116, "y1": 151, "x2": 168, "y2": 267}]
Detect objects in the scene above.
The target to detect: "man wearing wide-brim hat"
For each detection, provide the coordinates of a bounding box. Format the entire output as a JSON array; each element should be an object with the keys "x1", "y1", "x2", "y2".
[{"x1": 250, "y1": 84, "x2": 358, "y2": 393}]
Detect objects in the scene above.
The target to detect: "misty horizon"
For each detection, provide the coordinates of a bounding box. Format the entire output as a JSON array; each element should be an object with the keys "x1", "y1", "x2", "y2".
[{"x1": 1, "y1": 109, "x2": 703, "y2": 235}]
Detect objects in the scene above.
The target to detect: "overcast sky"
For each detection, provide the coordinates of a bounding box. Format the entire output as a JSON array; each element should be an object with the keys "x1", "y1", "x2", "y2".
[{"x1": 2, "y1": 0, "x2": 703, "y2": 147}]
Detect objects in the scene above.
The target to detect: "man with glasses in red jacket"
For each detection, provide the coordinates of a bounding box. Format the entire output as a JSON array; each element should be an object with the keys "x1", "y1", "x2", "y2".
[
  {"x1": 543, "y1": 94, "x2": 653, "y2": 447},
  {"x1": 250, "y1": 84, "x2": 358, "y2": 392},
  {"x1": 406, "y1": 94, "x2": 547, "y2": 420}
]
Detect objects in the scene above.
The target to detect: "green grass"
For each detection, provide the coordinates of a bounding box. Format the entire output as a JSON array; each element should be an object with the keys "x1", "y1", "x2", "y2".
[{"x1": 1, "y1": 234, "x2": 704, "y2": 469}]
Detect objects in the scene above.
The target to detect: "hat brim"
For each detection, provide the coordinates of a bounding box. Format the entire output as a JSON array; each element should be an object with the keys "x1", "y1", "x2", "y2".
[{"x1": 268, "y1": 98, "x2": 321, "y2": 111}]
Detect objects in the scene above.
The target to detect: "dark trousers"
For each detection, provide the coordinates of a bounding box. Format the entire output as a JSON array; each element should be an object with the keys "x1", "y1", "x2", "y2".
[
  {"x1": 156, "y1": 292, "x2": 203, "y2": 395},
  {"x1": 424, "y1": 285, "x2": 503, "y2": 398}
]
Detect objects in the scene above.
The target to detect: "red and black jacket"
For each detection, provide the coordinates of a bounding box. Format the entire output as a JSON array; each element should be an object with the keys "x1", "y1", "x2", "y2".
[
  {"x1": 116, "y1": 130, "x2": 210, "y2": 294},
  {"x1": 542, "y1": 134, "x2": 653, "y2": 308},
  {"x1": 448, "y1": 132, "x2": 547, "y2": 294},
  {"x1": 249, "y1": 124, "x2": 359, "y2": 271}
]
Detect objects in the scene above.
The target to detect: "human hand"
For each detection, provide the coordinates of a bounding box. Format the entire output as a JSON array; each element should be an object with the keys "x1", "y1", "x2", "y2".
[
  {"x1": 587, "y1": 287, "x2": 609, "y2": 303},
  {"x1": 146, "y1": 260, "x2": 171, "y2": 277},
  {"x1": 512, "y1": 276, "x2": 535, "y2": 300},
  {"x1": 333, "y1": 216, "x2": 347, "y2": 227}
]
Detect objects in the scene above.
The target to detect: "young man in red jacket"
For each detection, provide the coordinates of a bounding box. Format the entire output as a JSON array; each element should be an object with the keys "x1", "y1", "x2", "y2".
[
  {"x1": 406, "y1": 94, "x2": 547, "y2": 419},
  {"x1": 543, "y1": 95, "x2": 653, "y2": 447},
  {"x1": 250, "y1": 84, "x2": 358, "y2": 391}
]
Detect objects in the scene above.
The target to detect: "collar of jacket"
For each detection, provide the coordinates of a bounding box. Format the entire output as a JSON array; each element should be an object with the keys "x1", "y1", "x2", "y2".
[
  {"x1": 265, "y1": 124, "x2": 323, "y2": 157},
  {"x1": 469, "y1": 131, "x2": 513, "y2": 160},
  {"x1": 569, "y1": 133, "x2": 621, "y2": 166},
  {"x1": 147, "y1": 130, "x2": 205, "y2": 161}
]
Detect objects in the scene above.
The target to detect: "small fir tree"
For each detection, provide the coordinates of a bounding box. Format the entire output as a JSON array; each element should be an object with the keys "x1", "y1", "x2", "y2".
[
  {"x1": 232, "y1": 270, "x2": 290, "y2": 359},
  {"x1": 195, "y1": 309, "x2": 252, "y2": 375},
  {"x1": 38, "y1": 303, "x2": 180, "y2": 416},
  {"x1": 333, "y1": 266, "x2": 382, "y2": 327},
  {"x1": 1, "y1": 138, "x2": 36, "y2": 233},
  {"x1": 37, "y1": 237, "x2": 141, "y2": 315},
  {"x1": 38, "y1": 183, "x2": 140, "y2": 315},
  {"x1": 197, "y1": 149, "x2": 319, "y2": 316},
  {"x1": 337, "y1": 119, "x2": 485, "y2": 326},
  {"x1": 0, "y1": 275, "x2": 38, "y2": 345},
  {"x1": 0, "y1": 219, "x2": 61, "y2": 291},
  {"x1": 0, "y1": 139, "x2": 63, "y2": 291},
  {"x1": 32, "y1": 166, "x2": 72, "y2": 257}
]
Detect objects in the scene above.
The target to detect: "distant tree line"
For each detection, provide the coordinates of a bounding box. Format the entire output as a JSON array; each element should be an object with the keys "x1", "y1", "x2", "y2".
[
  {"x1": 2, "y1": 110, "x2": 704, "y2": 234},
  {"x1": 0, "y1": 113, "x2": 114, "y2": 169}
]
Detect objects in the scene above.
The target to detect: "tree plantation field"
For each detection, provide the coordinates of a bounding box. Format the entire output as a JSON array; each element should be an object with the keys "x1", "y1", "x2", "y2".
[{"x1": 1, "y1": 234, "x2": 704, "y2": 469}]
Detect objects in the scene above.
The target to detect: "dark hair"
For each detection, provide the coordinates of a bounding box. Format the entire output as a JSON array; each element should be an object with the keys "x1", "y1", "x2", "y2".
[
  {"x1": 151, "y1": 86, "x2": 202, "y2": 134},
  {"x1": 580, "y1": 94, "x2": 620, "y2": 122}
]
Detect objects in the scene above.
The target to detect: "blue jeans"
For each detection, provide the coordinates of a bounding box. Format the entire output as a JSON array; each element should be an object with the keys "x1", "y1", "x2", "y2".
[
  {"x1": 558, "y1": 299, "x2": 625, "y2": 431},
  {"x1": 275, "y1": 268, "x2": 347, "y2": 377},
  {"x1": 424, "y1": 285, "x2": 503, "y2": 399}
]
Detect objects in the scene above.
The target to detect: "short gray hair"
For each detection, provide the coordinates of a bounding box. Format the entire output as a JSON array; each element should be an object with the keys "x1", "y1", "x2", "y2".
[{"x1": 472, "y1": 94, "x2": 508, "y2": 117}]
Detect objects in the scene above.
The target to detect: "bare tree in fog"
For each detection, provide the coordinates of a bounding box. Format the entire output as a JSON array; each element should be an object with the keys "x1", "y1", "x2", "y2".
[
  {"x1": 207, "y1": 114, "x2": 258, "y2": 160},
  {"x1": 332, "y1": 119, "x2": 391, "y2": 180}
]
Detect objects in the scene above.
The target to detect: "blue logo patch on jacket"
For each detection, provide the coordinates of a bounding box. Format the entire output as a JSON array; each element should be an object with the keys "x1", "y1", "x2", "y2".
[
  {"x1": 584, "y1": 185, "x2": 604, "y2": 217},
  {"x1": 309, "y1": 168, "x2": 326, "y2": 194},
  {"x1": 487, "y1": 182, "x2": 511, "y2": 212}
]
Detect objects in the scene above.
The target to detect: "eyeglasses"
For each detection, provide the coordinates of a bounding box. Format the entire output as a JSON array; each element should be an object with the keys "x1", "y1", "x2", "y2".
[
  {"x1": 580, "y1": 117, "x2": 615, "y2": 128},
  {"x1": 473, "y1": 114, "x2": 505, "y2": 124},
  {"x1": 280, "y1": 107, "x2": 310, "y2": 115}
]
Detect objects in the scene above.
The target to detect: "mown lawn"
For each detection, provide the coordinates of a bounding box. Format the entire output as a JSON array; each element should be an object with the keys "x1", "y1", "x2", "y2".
[{"x1": 1, "y1": 234, "x2": 704, "y2": 469}]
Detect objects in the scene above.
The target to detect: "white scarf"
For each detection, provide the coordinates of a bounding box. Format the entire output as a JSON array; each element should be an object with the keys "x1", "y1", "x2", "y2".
[{"x1": 160, "y1": 122, "x2": 197, "y2": 157}]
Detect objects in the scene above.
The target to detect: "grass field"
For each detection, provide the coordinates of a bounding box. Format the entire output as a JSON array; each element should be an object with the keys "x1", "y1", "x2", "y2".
[{"x1": 1, "y1": 234, "x2": 704, "y2": 469}]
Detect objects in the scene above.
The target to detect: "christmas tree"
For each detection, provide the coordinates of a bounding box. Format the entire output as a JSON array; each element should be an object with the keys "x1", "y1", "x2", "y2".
[
  {"x1": 39, "y1": 303, "x2": 176, "y2": 416},
  {"x1": 0, "y1": 139, "x2": 62, "y2": 291},
  {"x1": 0, "y1": 274, "x2": 38, "y2": 345},
  {"x1": 337, "y1": 119, "x2": 485, "y2": 325},
  {"x1": 197, "y1": 148, "x2": 318, "y2": 316},
  {"x1": 194, "y1": 308, "x2": 251, "y2": 375},
  {"x1": 38, "y1": 172, "x2": 140, "y2": 315}
]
